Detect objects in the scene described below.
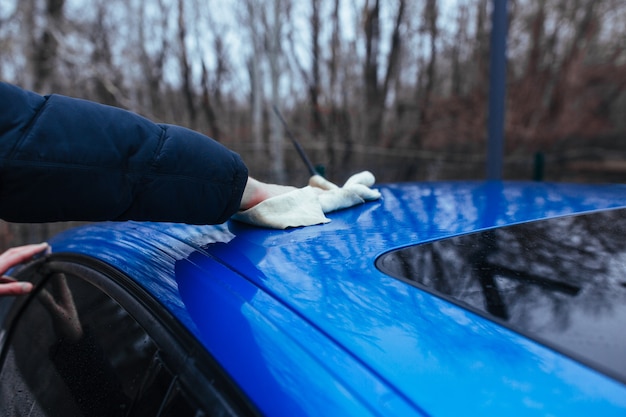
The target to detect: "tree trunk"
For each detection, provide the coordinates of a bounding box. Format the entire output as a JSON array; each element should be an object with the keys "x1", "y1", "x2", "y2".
[
  {"x1": 416, "y1": 0, "x2": 438, "y2": 141},
  {"x1": 267, "y1": 0, "x2": 286, "y2": 183},
  {"x1": 363, "y1": 0, "x2": 405, "y2": 146},
  {"x1": 326, "y1": 0, "x2": 342, "y2": 171},
  {"x1": 137, "y1": 0, "x2": 169, "y2": 118},
  {"x1": 242, "y1": 0, "x2": 266, "y2": 170},
  {"x1": 177, "y1": 0, "x2": 196, "y2": 126},
  {"x1": 309, "y1": 0, "x2": 324, "y2": 138},
  {"x1": 32, "y1": 0, "x2": 65, "y2": 93},
  {"x1": 201, "y1": 60, "x2": 221, "y2": 140},
  {"x1": 363, "y1": 0, "x2": 383, "y2": 145}
]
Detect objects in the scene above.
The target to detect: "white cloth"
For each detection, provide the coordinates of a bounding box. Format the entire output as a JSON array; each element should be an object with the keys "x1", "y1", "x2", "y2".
[{"x1": 232, "y1": 171, "x2": 381, "y2": 229}]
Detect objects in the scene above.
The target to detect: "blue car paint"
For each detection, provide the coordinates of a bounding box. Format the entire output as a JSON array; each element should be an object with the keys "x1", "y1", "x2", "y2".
[{"x1": 49, "y1": 181, "x2": 626, "y2": 416}]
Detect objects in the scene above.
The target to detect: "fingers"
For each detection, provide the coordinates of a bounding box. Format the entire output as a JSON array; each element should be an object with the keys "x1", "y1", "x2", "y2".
[
  {"x1": 0, "y1": 275, "x2": 17, "y2": 284},
  {"x1": 0, "y1": 243, "x2": 49, "y2": 276},
  {"x1": 37, "y1": 287, "x2": 62, "y2": 315},
  {"x1": 51, "y1": 273, "x2": 74, "y2": 307},
  {"x1": 0, "y1": 243, "x2": 49, "y2": 296},
  {"x1": 0, "y1": 279, "x2": 34, "y2": 295}
]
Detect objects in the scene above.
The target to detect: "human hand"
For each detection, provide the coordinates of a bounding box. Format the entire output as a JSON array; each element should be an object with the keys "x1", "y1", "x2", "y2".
[
  {"x1": 232, "y1": 171, "x2": 381, "y2": 229},
  {"x1": 0, "y1": 242, "x2": 49, "y2": 296},
  {"x1": 240, "y1": 177, "x2": 298, "y2": 211},
  {"x1": 38, "y1": 273, "x2": 84, "y2": 343}
]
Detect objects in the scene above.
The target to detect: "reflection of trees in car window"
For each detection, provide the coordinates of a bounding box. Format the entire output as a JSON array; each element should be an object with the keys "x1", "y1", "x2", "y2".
[{"x1": 377, "y1": 208, "x2": 626, "y2": 382}]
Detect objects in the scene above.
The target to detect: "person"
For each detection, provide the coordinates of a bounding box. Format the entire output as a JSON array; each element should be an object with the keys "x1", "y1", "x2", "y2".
[
  {"x1": 0, "y1": 82, "x2": 296, "y2": 295},
  {"x1": 1, "y1": 82, "x2": 295, "y2": 224}
]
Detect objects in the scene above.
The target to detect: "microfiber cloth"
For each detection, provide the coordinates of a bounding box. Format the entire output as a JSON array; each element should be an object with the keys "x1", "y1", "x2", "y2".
[{"x1": 232, "y1": 171, "x2": 382, "y2": 229}]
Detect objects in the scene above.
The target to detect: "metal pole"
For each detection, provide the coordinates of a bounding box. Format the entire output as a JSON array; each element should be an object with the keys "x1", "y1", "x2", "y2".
[
  {"x1": 486, "y1": 0, "x2": 508, "y2": 180},
  {"x1": 272, "y1": 105, "x2": 318, "y2": 176}
]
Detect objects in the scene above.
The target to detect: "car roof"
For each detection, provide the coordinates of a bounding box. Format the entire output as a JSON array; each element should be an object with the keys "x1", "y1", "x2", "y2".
[{"x1": 49, "y1": 181, "x2": 626, "y2": 416}]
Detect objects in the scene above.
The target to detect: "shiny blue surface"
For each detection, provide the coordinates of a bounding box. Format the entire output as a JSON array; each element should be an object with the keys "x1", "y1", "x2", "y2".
[{"x1": 49, "y1": 181, "x2": 626, "y2": 416}]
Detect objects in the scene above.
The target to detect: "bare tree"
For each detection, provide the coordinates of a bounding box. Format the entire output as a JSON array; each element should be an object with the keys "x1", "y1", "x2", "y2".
[
  {"x1": 308, "y1": 0, "x2": 325, "y2": 140},
  {"x1": 242, "y1": 0, "x2": 267, "y2": 163},
  {"x1": 412, "y1": 0, "x2": 439, "y2": 146},
  {"x1": 1, "y1": 0, "x2": 625, "y2": 187},
  {"x1": 326, "y1": 0, "x2": 343, "y2": 169},
  {"x1": 28, "y1": 0, "x2": 65, "y2": 93},
  {"x1": 177, "y1": 0, "x2": 197, "y2": 126},
  {"x1": 240, "y1": 0, "x2": 290, "y2": 182},
  {"x1": 472, "y1": 0, "x2": 490, "y2": 93},
  {"x1": 136, "y1": 0, "x2": 170, "y2": 118},
  {"x1": 264, "y1": 0, "x2": 288, "y2": 182},
  {"x1": 503, "y1": 0, "x2": 626, "y2": 150},
  {"x1": 362, "y1": 0, "x2": 406, "y2": 145},
  {"x1": 450, "y1": 3, "x2": 470, "y2": 97},
  {"x1": 286, "y1": 0, "x2": 328, "y2": 171},
  {"x1": 200, "y1": 58, "x2": 221, "y2": 140},
  {"x1": 88, "y1": 3, "x2": 122, "y2": 107}
]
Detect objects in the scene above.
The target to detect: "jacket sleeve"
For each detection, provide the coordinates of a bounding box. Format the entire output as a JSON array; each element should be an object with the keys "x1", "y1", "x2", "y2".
[{"x1": 0, "y1": 82, "x2": 248, "y2": 224}]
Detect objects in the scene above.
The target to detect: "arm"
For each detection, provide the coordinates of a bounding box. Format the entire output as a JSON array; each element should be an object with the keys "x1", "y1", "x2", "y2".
[{"x1": 0, "y1": 82, "x2": 247, "y2": 224}]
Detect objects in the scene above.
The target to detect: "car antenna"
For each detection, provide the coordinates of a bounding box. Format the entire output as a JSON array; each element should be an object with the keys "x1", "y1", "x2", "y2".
[{"x1": 272, "y1": 105, "x2": 320, "y2": 177}]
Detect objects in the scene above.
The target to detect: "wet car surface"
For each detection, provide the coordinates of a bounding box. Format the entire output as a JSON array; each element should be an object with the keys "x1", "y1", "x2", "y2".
[{"x1": 2, "y1": 181, "x2": 626, "y2": 416}]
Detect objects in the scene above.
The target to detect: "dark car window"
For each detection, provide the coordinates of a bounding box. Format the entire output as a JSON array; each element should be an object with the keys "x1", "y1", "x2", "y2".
[
  {"x1": 376, "y1": 208, "x2": 626, "y2": 384},
  {"x1": 0, "y1": 259, "x2": 256, "y2": 417},
  {"x1": 0, "y1": 271, "x2": 155, "y2": 416}
]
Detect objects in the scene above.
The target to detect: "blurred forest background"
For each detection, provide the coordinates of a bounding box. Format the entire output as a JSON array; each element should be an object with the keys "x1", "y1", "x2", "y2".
[{"x1": 1, "y1": 0, "x2": 625, "y2": 248}]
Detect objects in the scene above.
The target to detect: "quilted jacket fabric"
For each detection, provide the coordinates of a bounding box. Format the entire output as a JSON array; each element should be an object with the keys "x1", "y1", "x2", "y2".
[{"x1": 0, "y1": 82, "x2": 248, "y2": 224}]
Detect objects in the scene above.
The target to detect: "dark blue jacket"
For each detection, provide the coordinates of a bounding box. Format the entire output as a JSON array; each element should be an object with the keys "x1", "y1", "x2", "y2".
[{"x1": 0, "y1": 82, "x2": 248, "y2": 224}]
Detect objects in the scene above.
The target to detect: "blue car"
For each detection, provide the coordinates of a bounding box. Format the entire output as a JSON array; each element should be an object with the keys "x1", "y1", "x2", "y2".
[{"x1": 1, "y1": 181, "x2": 625, "y2": 416}]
